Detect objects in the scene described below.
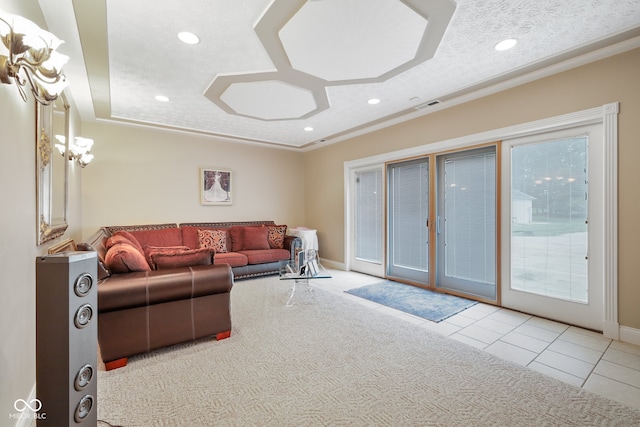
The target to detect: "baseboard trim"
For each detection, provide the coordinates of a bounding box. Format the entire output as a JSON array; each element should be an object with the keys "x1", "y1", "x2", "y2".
[
  {"x1": 320, "y1": 258, "x2": 345, "y2": 271},
  {"x1": 603, "y1": 321, "x2": 640, "y2": 346},
  {"x1": 620, "y1": 325, "x2": 640, "y2": 346}
]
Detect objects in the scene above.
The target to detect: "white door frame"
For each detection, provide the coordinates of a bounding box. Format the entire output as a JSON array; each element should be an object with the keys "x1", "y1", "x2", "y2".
[
  {"x1": 344, "y1": 103, "x2": 618, "y2": 338},
  {"x1": 501, "y1": 124, "x2": 603, "y2": 331},
  {"x1": 347, "y1": 165, "x2": 386, "y2": 277}
]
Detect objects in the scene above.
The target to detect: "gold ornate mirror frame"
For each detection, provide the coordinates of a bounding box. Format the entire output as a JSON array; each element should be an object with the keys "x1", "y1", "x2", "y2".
[{"x1": 36, "y1": 93, "x2": 69, "y2": 245}]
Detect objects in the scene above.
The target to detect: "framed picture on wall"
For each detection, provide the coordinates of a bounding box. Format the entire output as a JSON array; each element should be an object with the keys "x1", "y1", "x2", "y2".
[
  {"x1": 200, "y1": 168, "x2": 232, "y2": 205},
  {"x1": 47, "y1": 238, "x2": 76, "y2": 254}
]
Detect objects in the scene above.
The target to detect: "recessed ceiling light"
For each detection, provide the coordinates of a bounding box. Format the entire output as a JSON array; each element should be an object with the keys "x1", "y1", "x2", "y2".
[
  {"x1": 178, "y1": 31, "x2": 200, "y2": 45},
  {"x1": 304, "y1": 126, "x2": 314, "y2": 132},
  {"x1": 368, "y1": 98, "x2": 381, "y2": 105},
  {"x1": 155, "y1": 95, "x2": 170, "y2": 102},
  {"x1": 495, "y1": 38, "x2": 517, "y2": 51}
]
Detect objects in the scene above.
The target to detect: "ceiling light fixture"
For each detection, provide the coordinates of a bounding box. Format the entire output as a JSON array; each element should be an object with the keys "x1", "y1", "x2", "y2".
[
  {"x1": 495, "y1": 38, "x2": 518, "y2": 51},
  {"x1": 177, "y1": 31, "x2": 200, "y2": 45},
  {"x1": 304, "y1": 126, "x2": 314, "y2": 131},
  {"x1": 367, "y1": 98, "x2": 381, "y2": 105},
  {"x1": 155, "y1": 95, "x2": 170, "y2": 102},
  {"x1": 0, "y1": 10, "x2": 68, "y2": 105}
]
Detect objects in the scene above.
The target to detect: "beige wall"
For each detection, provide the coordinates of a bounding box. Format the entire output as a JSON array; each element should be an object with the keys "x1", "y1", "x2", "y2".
[
  {"x1": 304, "y1": 48, "x2": 640, "y2": 329},
  {"x1": 0, "y1": 75, "x2": 38, "y2": 427},
  {"x1": 80, "y1": 122, "x2": 305, "y2": 238},
  {"x1": 0, "y1": 0, "x2": 84, "y2": 419}
]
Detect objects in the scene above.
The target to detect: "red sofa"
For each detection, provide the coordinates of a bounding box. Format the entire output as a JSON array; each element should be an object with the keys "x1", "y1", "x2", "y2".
[
  {"x1": 79, "y1": 221, "x2": 301, "y2": 369},
  {"x1": 178, "y1": 221, "x2": 301, "y2": 278}
]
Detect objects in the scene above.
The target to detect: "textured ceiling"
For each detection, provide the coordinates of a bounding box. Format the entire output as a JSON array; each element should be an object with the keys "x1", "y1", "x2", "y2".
[{"x1": 46, "y1": 0, "x2": 640, "y2": 149}]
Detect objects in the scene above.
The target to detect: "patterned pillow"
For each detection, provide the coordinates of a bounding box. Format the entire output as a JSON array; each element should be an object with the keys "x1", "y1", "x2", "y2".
[
  {"x1": 198, "y1": 229, "x2": 228, "y2": 253},
  {"x1": 267, "y1": 225, "x2": 287, "y2": 249}
]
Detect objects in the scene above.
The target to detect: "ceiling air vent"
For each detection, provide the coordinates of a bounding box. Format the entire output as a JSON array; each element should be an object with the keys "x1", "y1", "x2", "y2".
[{"x1": 414, "y1": 99, "x2": 441, "y2": 110}]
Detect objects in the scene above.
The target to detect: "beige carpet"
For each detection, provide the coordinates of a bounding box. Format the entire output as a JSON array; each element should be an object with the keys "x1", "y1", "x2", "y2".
[{"x1": 97, "y1": 276, "x2": 640, "y2": 426}]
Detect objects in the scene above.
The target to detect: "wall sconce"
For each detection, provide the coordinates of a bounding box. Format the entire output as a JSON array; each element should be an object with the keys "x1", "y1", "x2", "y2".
[
  {"x1": 0, "y1": 9, "x2": 68, "y2": 105},
  {"x1": 55, "y1": 135, "x2": 95, "y2": 168}
]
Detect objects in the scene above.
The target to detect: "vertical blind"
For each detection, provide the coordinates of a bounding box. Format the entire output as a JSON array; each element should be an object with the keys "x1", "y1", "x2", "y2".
[
  {"x1": 355, "y1": 169, "x2": 383, "y2": 263},
  {"x1": 443, "y1": 152, "x2": 496, "y2": 284},
  {"x1": 390, "y1": 160, "x2": 429, "y2": 272}
]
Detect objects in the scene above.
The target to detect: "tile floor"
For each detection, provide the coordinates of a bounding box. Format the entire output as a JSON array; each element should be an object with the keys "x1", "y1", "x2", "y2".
[{"x1": 312, "y1": 269, "x2": 640, "y2": 411}]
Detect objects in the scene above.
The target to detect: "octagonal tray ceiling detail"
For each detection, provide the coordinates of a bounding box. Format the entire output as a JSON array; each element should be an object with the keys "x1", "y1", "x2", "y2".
[
  {"x1": 205, "y1": 0, "x2": 455, "y2": 123},
  {"x1": 220, "y1": 80, "x2": 318, "y2": 120},
  {"x1": 279, "y1": 0, "x2": 428, "y2": 81},
  {"x1": 54, "y1": 0, "x2": 640, "y2": 148}
]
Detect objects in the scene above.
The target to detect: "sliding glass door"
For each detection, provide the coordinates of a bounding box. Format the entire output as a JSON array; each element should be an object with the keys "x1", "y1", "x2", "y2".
[
  {"x1": 510, "y1": 136, "x2": 588, "y2": 301},
  {"x1": 346, "y1": 105, "x2": 615, "y2": 332},
  {"x1": 387, "y1": 158, "x2": 429, "y2": 285},
  {"x1": 386, "y1": 146, "x2": 497, "y2": 300},
  {"x1": 501, "y1": 124, "x2": 603, "y2": 330},
  {"x1": 436, "y1": 147, "x2": 497, "y2": 300},
  {"x1": 350, "y1": 167, "x2": 384, "y2": 276}
]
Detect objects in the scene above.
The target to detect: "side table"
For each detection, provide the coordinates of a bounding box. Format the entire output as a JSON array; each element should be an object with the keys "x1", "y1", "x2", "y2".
[{"x1": 279, "y1": 259, "x2": 331, "y2": 306}]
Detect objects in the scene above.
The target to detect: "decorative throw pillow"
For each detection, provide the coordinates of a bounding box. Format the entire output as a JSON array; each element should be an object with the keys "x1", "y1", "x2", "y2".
[
  {"x1": 104, "y1": 242, "x2": 151, "y2": 274},
  {"x1": 197, "y1": 229, "x2": 228, "y2": 253},
  {"x1": 105, "y1": 234, "x2": 135, "y2": 250},
  {"x1": 143, "y1": 245, "x2": 190, "y2": 266},
  {"x1": 267, "y1": 225, "x2": 287, "y2": 249},
  {"x1": 148, "y1": 248, "x2": 214, "y2": 270},
  {"x1": 112, "y1": 230, "x2": 145, "y2": 255},
  {"x1": 242, "y1": 226, "x2": 270, "y2": 250},
  {"x1": 229, "y1": 226, "x2": 245, "y2": 252}
]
